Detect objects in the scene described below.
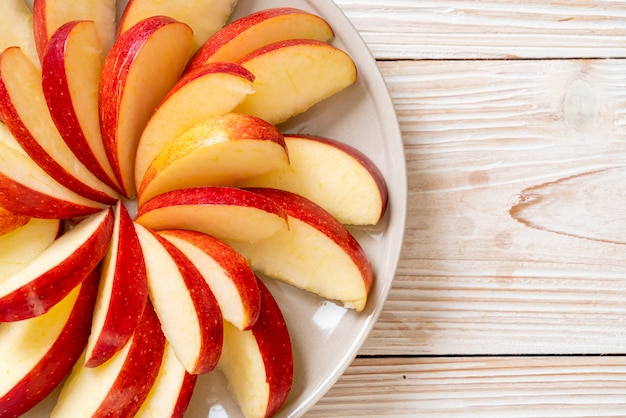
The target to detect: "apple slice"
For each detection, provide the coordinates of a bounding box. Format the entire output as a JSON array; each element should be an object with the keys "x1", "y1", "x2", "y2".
[
  {"x1": 218, "y1": 277, "x2": 293, "y2": 418},
  {"x1": 187, "y1": 7, "x2": 334, "y2": 70},
  {"x1": 228, "y1": 188, "x2": 374, "y2": 312},
  {"x1": 42, "y1": 20, "x2": 122, "y2": 193},
  {"x1": 135, "y1": 223, "x2": 223, "y2": 375},
  {"x1": 0, "y1": 46, "x2": 120, "y2": 204},
  {"x1": 234, "y1": 39, "x2": 357, "y2": 125},
  {"x1": 135, "y1": 186, "x2": 288, "y2": 243},
  {"x1": 32, "y1": 0, "x2": 116, "y2": 61},
  {"x1": 159, "y1": 229, "x2": 261, "y2": 330},
  {"x1": 99, "y1": 16, "x2": 194, "y2": 197},
  {"x1": 135, "y1": 341, "x2": 197, "y2": 418},
  {"x1": 0, "y1": 206, "x2": 29, "y2": 237},
  {"x1": 134, "y1": 62, "x2": 255, "y2": 190},
  {"x1": 50, "y1": 300, "x2": 166, "y2": 418},
  {"x1": 0, "y1": 141, "x2": 107, "y2": 219},
  {"x1": 238, "y1": 134, "x2": 388, "y2": 225},
  {"x1": 0, "y1": 0, "x2": 39, "y2": 69},
  {"x1": 84, "y1": 201, "x2": 148, "y2": 368},
  {"x1": 0, "y1": 208, "x2": 114, "y2": 321},
  {"x1": 119, "y1": 0, "x2": 238, "y2": 52},
  {"x1": 0, "y1": 269, "x2": 99, "y2": 418},
  {"x1": 137, "y1": 113, "x2": 289, "y2": 206},
  {"x1": 0, "y1": 217, "x2": 60, "y2": 282}
]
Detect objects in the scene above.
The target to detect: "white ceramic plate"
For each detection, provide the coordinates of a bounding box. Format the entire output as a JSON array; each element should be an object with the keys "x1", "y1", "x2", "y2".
[{"x1": 22, "y1": 1, "x2": 407, "y2": 417}]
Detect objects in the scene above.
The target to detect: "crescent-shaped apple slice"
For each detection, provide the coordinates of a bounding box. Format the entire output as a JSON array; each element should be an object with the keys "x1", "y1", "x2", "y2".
[
  {"x1": 84, "y1": 201, "x2": 148, "y2": 368},
  {"x1": 135, "y1": 186, "x2": 289, "y2": 243},
  {"x1": 0, "y1": 0, "x2": 39, "y2": 69},
  {"x1": 159, "y1": 229, "x2": 261, "y2": 330},
  {"x1": 0, "y1": 269, "x2": 99, "y2": 418},
  {"x1": 227, "y1": 188, "x2": 374, "y2": 312},
  {"x1": 137, "y1": 113, "x2": 289, "y2": 206},
  {"x1": 187, "y1": 7, "x2": 334, "y2": 70},
  {"x1": 0, "y1": 208, "x2": 114, "y2": 321},
  {"x1": 218, "y1": 277, "x2": 293, "y2": 418},
  {"x1": 135, "y1": 223, "x2": 223, "y2": 375},
  {"x1": 51, "y1": 300, "x2": 165, "y2": 418}
]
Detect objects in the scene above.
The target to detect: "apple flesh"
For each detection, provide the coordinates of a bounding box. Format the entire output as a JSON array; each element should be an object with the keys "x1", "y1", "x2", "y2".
[
  {"x1": 42, "y1": 20, "x2": 122, "y2": 193},
  {"x1": 0, "y1": 269, "x2": 99, "y2": 418},
  {"x1": 187, "y1": 7, "x2": 334, "y2": 70},
  {"x1": 0, "y1": 46, "x2": 119, "y2": 204},
  {"x1": 0, "y1": 208, "x2": 114, "y2": 321},
  {"x1": 135, "y1": 186, "x2": 289, "y2": 243},
  {"x1": 159, "y1": 229, "x2": 261, "y2": 330},
  {"x1": 138, "y1": 113, "x2": 290, "y2": 206},
  {"x1": 119, "y1": 0, "x2": 238, "y2": 52},
  {"x1": 234, "y1": 39, "x2": 357, "y2": 125},
  {"x1": 99, "y1": 16, "x2": 194, "y2": 197},
  {"x1": 32, "y1": 0, "x2": 116, "y2": 61},
  {"x1": 134, "y1": 62, "x2": 255, "y2": 190},
  {"x1": 0, "y1": 217, "x2": 60, "y2": 282},
  {"x1": 84, "y1": 201, "x2": 148, "y2": 368},
  {"x1": 51, "y1": 300, "x2": 166, "y2": 418},
  {"x1": 218, "y1": 277, "x2": 293, "y2": 418},
  {"x1": 0, "y1": 141, "x2": 107, "y2": 219},
  {"x1": 238, "y1": 134, "x2": 388, "y2": 225},
  {"x1": 228, "y1": 188, "x2": 374, "y2": 312},
  {"x1": 0, "y1": 0, "x2": 39, "y2": 69},
  {"x1": 135, "y1": 341, "x2": 197, "y2": 418},
  {"x1": 135, "y1": 223, "x2": 223, "y2": 375}
]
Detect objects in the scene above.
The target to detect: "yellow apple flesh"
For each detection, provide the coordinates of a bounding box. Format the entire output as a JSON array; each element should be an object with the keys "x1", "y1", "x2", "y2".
[{"x1": 0, "y1": 0, "x2": 39, "y2": 69}]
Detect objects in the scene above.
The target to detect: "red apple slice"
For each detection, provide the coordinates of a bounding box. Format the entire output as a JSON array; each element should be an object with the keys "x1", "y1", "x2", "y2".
[
  {"x1": 0, "y1": 208, "x2": 114, "y2": 321},
  {"x1": 0, "y1": 269, "x2": 99, "y2": 418},
  {"x1": 0, "y1": 0, "x2": 39, "y2": 69},
  {"x1": 32, "y1": 0, "x2": 116, "y2": 61},
  {"x1": 50, "y1": 300, "x2": 166, "y2": 418},
  {"x1": 99, "y1": 16, "x2": 194, "y2": 197},
  {"x1": 84, "y1": 201, "x2": 148, "y2": 368},
  {"x1": 0, "y1": 141, "x2": 106, "y2": 219},
  {"x1": 135, "y1": 223, "x2": 223, "y2": 375},
  {"x1": 135, "y1": 186, "x2": 289, "y2": 243},
  {"x1": 135, "y1": 341, "x2": 197, "y2": 418},
  {"x1": 187, "y1": 7, "x2": 334, "y2": 70},
  {"x1": 0, "y1": 206, "x2": 29, "y2": 237},
  {"x1": 159, "y1": 229, "x2": 261, "y2": 330},
  {"x1": 137, "y1": 113, "x2": 289, "y2": 206},
  {"x1": 0, "y1": 46, "x2": 119, "y2": 204},
  {"x1": 0, "y1": 217, "x2": 61, "y2": 282},
  {"x1": 42, "y1": 20, "x2": 122, "y2": 193},
  {"x1": 218, "y1": 277, "x2": 293, "y2": 418},
  {"x1": 229, "y1": 188, "x2": 374, "y2": 312},
  {"x1": 234, "y1": 39, "x2": 357, "y2": 125},
  {"x1": 238, "y1": 134, "x2": 388, "y2": 225},
  {"x1": 119, "y1": 0, "x2": 238, "y2": 52},
  {"x1": 134, "y1": 62, "x2": 255, "y2": 190}
]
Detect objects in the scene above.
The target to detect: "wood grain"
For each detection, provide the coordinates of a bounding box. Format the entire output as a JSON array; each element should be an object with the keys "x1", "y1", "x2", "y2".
[{"x1": 334, "y1": 0, "x2": 626, "y2": 60}]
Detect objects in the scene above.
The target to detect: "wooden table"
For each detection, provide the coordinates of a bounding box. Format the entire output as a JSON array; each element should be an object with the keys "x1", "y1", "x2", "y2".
[{"x1": 308, "y1": 1, "x2": 626, "y2": 416}]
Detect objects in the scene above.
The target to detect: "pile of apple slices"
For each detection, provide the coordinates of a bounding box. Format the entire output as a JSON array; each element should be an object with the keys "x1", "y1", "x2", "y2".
[{"x1": 0, "y1": 1, "x2": 389, "y2": 417}]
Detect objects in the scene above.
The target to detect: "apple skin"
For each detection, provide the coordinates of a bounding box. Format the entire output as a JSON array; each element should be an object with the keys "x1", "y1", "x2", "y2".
[
  {"x1": 234, "y1": 39, "x2": 357, "y2": 125},
  {"x1": 51, "y1": 299, "x2": 166, "y2": 418},
  {"x1": 0, "y1": 47, "x2": 119, "y2": 205},
  {"x1": 187, "y1": 7, "x2": 334, "y2": 70},
  {"x1": 99, "y1": 15, "x2": 194, "y2": 197},
  {"x1": 0, "y1": 206, "x2": 29, "y2": 236},
  {"x1": 0, "y1": 208, "x2": 114, "y2": 321},
  {"x1": 159, "y1": 229, "x2": 261, "y2": 330},
  {"x1": 0, "y1": 268, "x2": 99, "y2": 418},
  {"x1": 42, "y1": 20, "x2": 123, "y2": 194},
  {"x1": 134, "y1": 62, "x2": 255, "y2": 189},
  {"x1": 238, "y1": 134, "x2": 389, "y2": 225},
  {"x1": 137, "y1": 112, "x2": 289, "y2": 207},
  {"x1": 84, "y1": 201, "x2": 148, "y2": 368},
  {"x1": 218, "y1": 277, "x2": 293, "y2": 418},
  {"x1": 231, "y1": 188, "x2": 374, "y2": 312},
  {"x1": 135, "y1": 186, "x2": 289, "y2": 243}
]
